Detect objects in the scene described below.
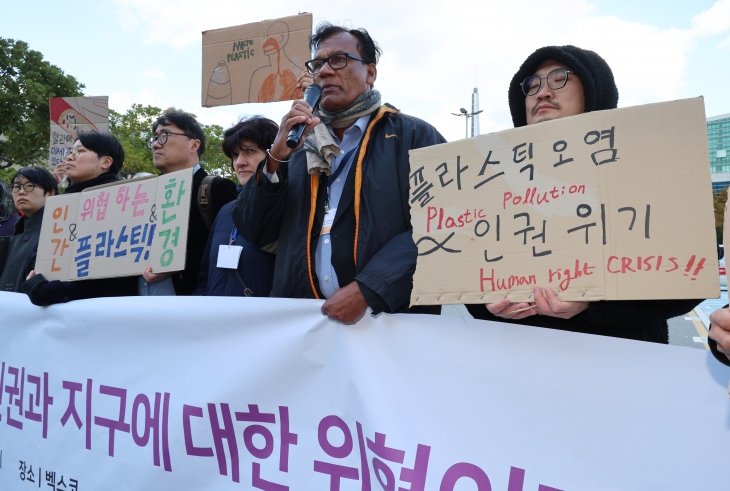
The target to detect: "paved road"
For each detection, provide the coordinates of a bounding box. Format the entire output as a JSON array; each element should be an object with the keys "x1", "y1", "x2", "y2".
[{"x1": 442, "y1": 293, "x2": 730, "y2": 352}]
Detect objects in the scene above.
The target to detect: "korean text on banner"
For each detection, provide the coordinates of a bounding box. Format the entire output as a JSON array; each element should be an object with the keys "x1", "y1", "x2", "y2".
[
  {"x1": 0, "y1": 294, "x2": 729, "y2": 489},
  {"x1": 202, "y1": 13, "x2": 312, "y2": 107},
  {"x1": 409, "y1": 97, "x2": 718, "y2": 305},
  {"x1": 35, "y1": 168, "x2": 192, "y2": 281},
  {"x1": 48, "y1": 97, "x2": 109, "y2": 168}
]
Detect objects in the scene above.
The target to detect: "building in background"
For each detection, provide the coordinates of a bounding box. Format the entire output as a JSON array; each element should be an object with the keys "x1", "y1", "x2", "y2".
[
  {"x1": 708, "y1": 113, "x2": 730, "y2": 192},
  {"x1": 471, "y1": 88, "x2": 480, "y2": 138}
]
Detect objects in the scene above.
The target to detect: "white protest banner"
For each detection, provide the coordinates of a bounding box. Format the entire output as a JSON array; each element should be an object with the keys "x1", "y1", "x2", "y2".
[
  {"x1": 35, "y1": 168, "x2": 193, "y2": 281},
  {"x1": 409, "y1": 97, "x2": 718, "y2": 305},
  {"x1": 0, "y1": 292, "x2": 729, "y2": 490},
  {"x1": 48, "y1": 97, "x2": 109, "y2": 168},
  {"x1": 202, "y1": 14, "x2": 312, "y2": 107}
]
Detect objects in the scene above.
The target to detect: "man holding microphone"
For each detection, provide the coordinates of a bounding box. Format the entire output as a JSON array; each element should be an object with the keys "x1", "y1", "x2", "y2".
[{"x1": 234, "y1": 22, "x2": 445, "y2": 323}]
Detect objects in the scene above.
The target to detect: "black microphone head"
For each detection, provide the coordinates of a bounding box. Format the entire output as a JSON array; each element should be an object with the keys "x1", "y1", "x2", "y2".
[{"x1": 303, "y1": 83, "x2": 323, "y2": 107}]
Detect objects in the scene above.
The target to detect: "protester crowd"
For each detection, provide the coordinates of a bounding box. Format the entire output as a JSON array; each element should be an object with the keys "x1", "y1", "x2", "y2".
[{"x1": 2, "y1": 22, "x2": 730, "y2": 366}]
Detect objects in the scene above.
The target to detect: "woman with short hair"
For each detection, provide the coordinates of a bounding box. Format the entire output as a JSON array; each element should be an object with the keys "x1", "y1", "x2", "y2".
[
  {"x1": 194, "y1": 116, "x2": 279, "y2": 297},
  {"x1": 0, "y1": 167, "x2": 58, "y2": 292},
  {"x1": 22, "y1": 132, "x2": 139, "y2": 305}
]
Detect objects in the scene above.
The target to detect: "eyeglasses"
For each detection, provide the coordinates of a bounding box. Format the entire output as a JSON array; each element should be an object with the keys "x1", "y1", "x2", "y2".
[
  {"x1": 521, "y1": 68, "x2": 573, "y2": 96},
  {"x1": 11, "y1": 182, "x2": 37, "y2": 194},
  {"x1": 305, "y1": 53, "x2": 366, "y2": 75},
  {"x1": 67, "y1": 147, "x2": 90, "y2": 159},
  {"x1": 146, "y1": 131, "x2": 190, "y2": 149}
]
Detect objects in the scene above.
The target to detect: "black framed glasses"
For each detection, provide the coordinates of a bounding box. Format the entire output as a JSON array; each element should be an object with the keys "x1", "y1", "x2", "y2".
[
  {"x1": 521, "y1": 68, "x2": 572, "y2": 96},
  {"x1": 305, "y1": 53, "x2": 366, "y2": 75},
  {"x1": 146, "y1": 131, "x2": 189, "y2": 149},
  {"x1": 11, "y1": 182, "x2": 37, "y2": 194}
]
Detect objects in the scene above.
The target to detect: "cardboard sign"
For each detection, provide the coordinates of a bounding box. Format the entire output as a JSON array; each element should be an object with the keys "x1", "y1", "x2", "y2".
[
  {"x1": 48, "y1": 96, "x2": 109, "y2": 168},
  {"x1": 35, "y1": 168, "x2": 193, "y2": 281},
  {"x1": 409, "y1": 97, "x2": 718, "y2": 305},
  {"x1": 202, "y1": 13, "x2": 312, "y2": 107}
]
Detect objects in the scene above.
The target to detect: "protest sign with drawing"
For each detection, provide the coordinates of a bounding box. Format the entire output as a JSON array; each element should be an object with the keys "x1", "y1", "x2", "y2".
[
  {"x1": 34, "y1": 168, "x2": 193, "y2": 281},
  {"x1": 409, "y1": 97, "x2": 719, "y2": 305},
  {"x1": 202, "y1": 13, "x2": 312, "y2": 107},
  {"x1": 48, "y1": 96, "x2": 109, "y2": 168}
]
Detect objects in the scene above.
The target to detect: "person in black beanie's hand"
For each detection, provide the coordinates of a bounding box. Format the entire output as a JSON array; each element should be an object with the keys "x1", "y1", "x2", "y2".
[{"x1": 467, "y1": 45, "x2": 701, "y2": 344}]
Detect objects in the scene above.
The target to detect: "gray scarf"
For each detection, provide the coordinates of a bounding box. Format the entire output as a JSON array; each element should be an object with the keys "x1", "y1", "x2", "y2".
[{"x1": 304, "y1": 89, "x2": 382, "y2": 175}]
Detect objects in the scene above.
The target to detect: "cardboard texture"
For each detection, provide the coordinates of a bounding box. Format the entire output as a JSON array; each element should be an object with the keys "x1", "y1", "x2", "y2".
[
  {"x1": 48, "y1": 96, "x2": 109, "y2": 168},
  {"x1": 409, "y1": 97, "x2": 718, "y2": 305},
  {"x1": 202, "y1": 13, "x2": 312, "y2": 107},
  {"x1": 36, "y1": 168, "x2": 193, "y2": 281}
]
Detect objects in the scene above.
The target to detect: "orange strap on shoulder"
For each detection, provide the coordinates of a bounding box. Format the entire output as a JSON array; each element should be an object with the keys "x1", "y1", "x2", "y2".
[
  {"x1": 353, "y1": 105, "x2": 399, "y2": 266},
  {"x1": 306, "y1": 173, "x2": 321, "y2": 298}
]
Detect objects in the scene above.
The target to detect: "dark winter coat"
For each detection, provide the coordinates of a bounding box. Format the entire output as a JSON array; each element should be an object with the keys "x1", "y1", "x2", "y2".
[
  {"x1": 0, "y1": 214, "x2": 20, "y2": 237},
  {"x1": 22, "y1": 172, "x2": 139, "y2": 306},
  {"x1": 234, "y1": 104, "x2": 446, "y2": 313},
  {"x1": 194, "y1": 199, "x2": 275, "y2": 297},
  {"x1": 0, "y1": 211, "x2": 43, "y2": 292},
  {"x1": 467, "y1": 301, "x2": 701, "y2": 344}
]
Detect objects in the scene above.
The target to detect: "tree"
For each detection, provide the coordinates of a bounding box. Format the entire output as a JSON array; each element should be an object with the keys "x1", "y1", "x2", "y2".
[
  {"x1": 201, "y1": 124, "x2": 234, "y2": 181},
  {"x1": 110, "y1": 104, "x2": 162, "y2": 178},
  {"x1": 713, "y1": 188, "x2": 728, "y2": 243},
  {"x1": 0, "y1": 38, "x2": 84, "y2": 168}
]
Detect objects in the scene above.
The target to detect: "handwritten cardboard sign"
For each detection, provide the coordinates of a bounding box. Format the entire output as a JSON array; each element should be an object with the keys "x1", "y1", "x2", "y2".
[
  {"x1": 202, "y1": 13, "x2": 312, "y2": 107},
  {"x1": 48, "y1": 97, "x2": 109, "y2": 168},
  {"x1": 35, "y1": 168, "x2": 193, "y2": 281},
  {"x1": 409, "y1": 97, "x2": 719, "y2": 305}
]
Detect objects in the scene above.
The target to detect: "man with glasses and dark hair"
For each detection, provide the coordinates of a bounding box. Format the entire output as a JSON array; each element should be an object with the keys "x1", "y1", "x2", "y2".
[
  {"x1": 234, "y1": 22, "x2": 446, "y2": 323},
  {"x1": 143, "y1": 110, "x2": 237, "y2": 295},
  {"x1": 466, "y1": 45, "x2": 700, "y2": 344},
  {"x1": 0, "y1": 167, "x2": 57, "y2": 292}
]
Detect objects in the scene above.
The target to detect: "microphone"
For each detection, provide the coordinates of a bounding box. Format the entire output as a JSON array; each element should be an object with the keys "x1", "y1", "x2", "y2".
[{"x1": 286, "y1": 84, "x2": 323, "y2": 149}]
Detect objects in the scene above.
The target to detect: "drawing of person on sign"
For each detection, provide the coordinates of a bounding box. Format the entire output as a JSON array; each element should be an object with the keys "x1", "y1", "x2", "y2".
[{"x1": 248, "y1": 21, "x2": 304, "y2": 103}]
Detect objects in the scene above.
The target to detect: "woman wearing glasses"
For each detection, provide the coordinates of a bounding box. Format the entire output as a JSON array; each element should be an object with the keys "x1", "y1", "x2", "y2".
[
  {"x1": 22, "y1": 132, "x2": 139, "y2": 305},
  {"x1": 0, "y1": 167, "x2": 57, "y2": 292}
]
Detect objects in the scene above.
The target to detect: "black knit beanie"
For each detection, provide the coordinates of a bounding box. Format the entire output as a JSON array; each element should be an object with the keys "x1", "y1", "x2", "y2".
[{"x1": 508, "y1": 45, "x2": 619, "y2": 128}]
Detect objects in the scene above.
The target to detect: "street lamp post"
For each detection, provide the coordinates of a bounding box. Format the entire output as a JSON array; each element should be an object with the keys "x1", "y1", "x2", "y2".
[{"x1": 451, "y1": 107, "x2": 484, "y2": 139}]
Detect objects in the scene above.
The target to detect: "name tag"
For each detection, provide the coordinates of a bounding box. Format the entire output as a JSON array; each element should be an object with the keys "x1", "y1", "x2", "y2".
[
  {"x1": 321, "y1": 208, "x2": 337, "y2": 235},
  {"x1": 217, "y1": 245, "x2": 243, "y2": 269}
]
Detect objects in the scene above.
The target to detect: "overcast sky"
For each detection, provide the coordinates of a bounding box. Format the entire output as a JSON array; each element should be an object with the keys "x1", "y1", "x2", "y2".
[{"x1": 3, "y1": 0, "x2": 730, "y2": 141}]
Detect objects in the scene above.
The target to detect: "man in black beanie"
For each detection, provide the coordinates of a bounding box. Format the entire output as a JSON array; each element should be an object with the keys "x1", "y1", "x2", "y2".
[{"x1": 467, "y1": 45, "x2": 700, "y2": 344}]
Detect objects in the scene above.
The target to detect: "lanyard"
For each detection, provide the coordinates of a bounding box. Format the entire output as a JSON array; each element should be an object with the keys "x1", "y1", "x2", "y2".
[
  {"x1": 324, "y1": 144, "x2": 360, "y2": 214},
  {"x1": 229, "y1": 227, "x2": 238, "y2": 245}
]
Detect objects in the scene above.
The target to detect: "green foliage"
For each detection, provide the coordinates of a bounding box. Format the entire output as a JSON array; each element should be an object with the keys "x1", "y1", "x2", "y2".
[
  {"x1": 201, "y1": 124, "x2": 234, "y2": 181},
  {"x1": 713, "y1": 188, "x2": 728, "y2": 228},
  {"x1": 110, "y1": 104, "x2": 163, "y2": 178},
  {"x1": 714, "y1": 188, "x2": 728, "y2": 244},
  {"x1": 0, "y1": 38, "x2": 84, "y2": 168},
  {"x1": 0, "y1": 167, "x2": 16, "y2": 184}
]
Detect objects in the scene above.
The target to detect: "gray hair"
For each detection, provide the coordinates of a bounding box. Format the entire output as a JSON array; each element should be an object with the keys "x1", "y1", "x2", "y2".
[{"x1": 0, "y1": 179, "x2": 16, "y2": 221}]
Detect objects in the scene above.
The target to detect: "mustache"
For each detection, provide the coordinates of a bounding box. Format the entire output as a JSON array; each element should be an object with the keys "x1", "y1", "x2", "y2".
[{"x1": 531, "y1": 100, "x2": 560, "y2": 116}]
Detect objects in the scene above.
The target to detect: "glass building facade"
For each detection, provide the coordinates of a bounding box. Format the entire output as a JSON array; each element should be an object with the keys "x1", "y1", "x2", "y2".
[{"x1": 709, "y1": 113, "x2": 730, "y2": 192}]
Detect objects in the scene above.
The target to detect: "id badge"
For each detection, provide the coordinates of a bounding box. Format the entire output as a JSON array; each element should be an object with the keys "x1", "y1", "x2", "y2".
[
  {"x1": 217, "y1": 245, "x2": 243, "y2": 269},
  {"x1": 320, "y1": 207, "x2": 337, "y2": 235}
]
